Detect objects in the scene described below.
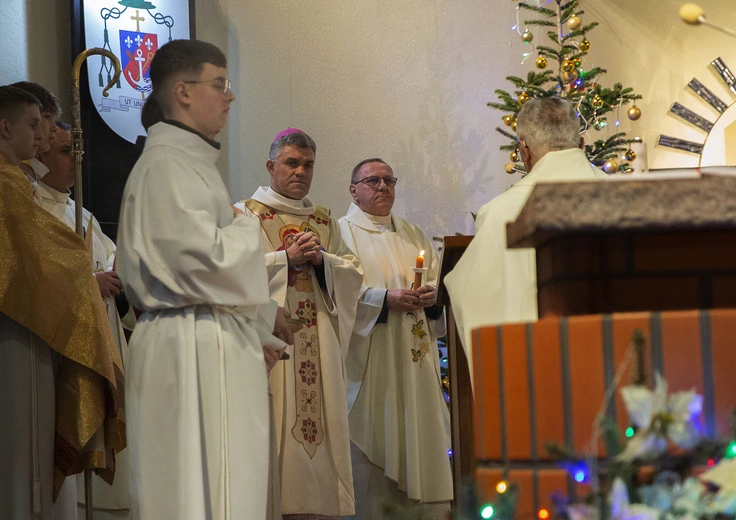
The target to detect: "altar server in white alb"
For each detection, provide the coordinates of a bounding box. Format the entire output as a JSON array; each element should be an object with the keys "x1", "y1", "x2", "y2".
[
  {"x1": 237, "y1": 129, "x2": 364, "y2": 519},
  {"x1": 339, "y1": 158, "x2": 452, "y2": 519},
  {"x1": 445, "y1": 97, "x2": 607, "y2": 364},
  {"x1": 117, "y1": 39, "x2": 292, "y2": 520},
  {"x1": 37, "y1": 121, "x2": 136, "y2": 518}
]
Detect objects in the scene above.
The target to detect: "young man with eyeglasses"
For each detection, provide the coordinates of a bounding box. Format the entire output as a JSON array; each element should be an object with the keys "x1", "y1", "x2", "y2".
[
  {"x1": 338, "y1": 158, "x2": 452, "y2": 519},
  {"x1": 236, "y1": 129, "x2": 363, "y2": 519},
  {"x1": 116, "y1": 39, "x2": 293, "y2": 520}
]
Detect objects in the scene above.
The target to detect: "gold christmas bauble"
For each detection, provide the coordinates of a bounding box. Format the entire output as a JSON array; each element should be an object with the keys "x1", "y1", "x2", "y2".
[
  {"x1": 535, "y1": 56, "x2": 548, "y2": 69},
  {"x1": 517, "y1": 92, "x2": 530, "y2": 105},
  {"x1": 511, "y1": 120, "x2": 517, "y2": 131},
  {"x1": 505, "y1": 163, "x2": 516, "y2": 174},
  {"x1": 503, "y1": 115, "x2": 515, "y2": 127},
  {"x1": 510, "y1": 150, "x2": 520, "y2": 162},
  {"x1": 628, "y1": 105, "x2": 642, "y2": 121},
  {"x1": 441, "y1": 376, "x2": 450, "y2": 393},
  {"x1": 521, "y1": 30, "x2": 534, "y2": 43},
  {"x1": 567, "y1": 14, "x2": 582, "y2": 30},
  {"x1": 592, "y1": 95, "x2": 604, "y2": 109},
  {"x1": 562, "y1": 69, "x2": 578, "y2": 83},
  {"x1": 579, "y1": 38, "x2": 591, "y2": 53},
  {"x1": 603, "y1": 159, "x2": 619, "y2": 173},
  {"x1": 563, "y1": 60, "x2": 575, "y2": 72},
  {"x1": 624, "y1": 149, "x2": 637, "y2": 161}
]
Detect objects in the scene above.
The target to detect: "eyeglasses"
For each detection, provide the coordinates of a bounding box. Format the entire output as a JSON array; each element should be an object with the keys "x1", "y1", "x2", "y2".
[
  {"x1": 352, "y1": 176, "x2": 398, "y2": 188},
  {"x1": 183, "y1": 78, "x2": 232, "y2": 94}
]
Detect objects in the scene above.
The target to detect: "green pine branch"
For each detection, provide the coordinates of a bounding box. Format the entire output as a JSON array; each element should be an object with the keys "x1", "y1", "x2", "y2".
[
  {"x1": 525, "y1": 19, "x2": 557, "y2": 27},
  {"x1": 497, "y1": 127, "x2": 518, "y2": 141},
  {"x1": 536, "y1": 45, "x2": 561, "y2": 59},
  {"x1": 518, "y1": 2, "x2": 557, "y2": 17}
]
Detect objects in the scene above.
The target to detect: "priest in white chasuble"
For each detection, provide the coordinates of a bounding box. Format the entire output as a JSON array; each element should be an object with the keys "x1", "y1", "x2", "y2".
[
  {"x1": 0, "y1": 86, "x2": 124, "y2": 520},
  {"x1": 117, "y1": 40, "x2": 291, "y2": 520},
  {"x1": 445, "y1": 97, "x2": 607, "y2": 369},
  {"x1": 339, "y1": 158, "x2": 452, "y2": 519},
  {"x1": 37, "y1": 121, "x2": 136, "y2": 518},
  {"x1": 237, "y1": 129, "x2": 363, "y2": 519}
]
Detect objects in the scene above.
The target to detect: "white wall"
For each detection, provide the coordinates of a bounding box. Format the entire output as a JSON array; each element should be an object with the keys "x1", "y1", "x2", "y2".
[
  {"x1": 195, "y1": 0, "x2": 736, "y2": 241},
  {"x1": 5, "y1": 0, "x2": 736, "y2": 240},
  {"x1": 0, "y1": 0, "x2": 72, "y2": 116}
]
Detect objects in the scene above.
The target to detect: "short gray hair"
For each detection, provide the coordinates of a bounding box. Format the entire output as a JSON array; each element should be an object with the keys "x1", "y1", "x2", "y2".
[
  {"x1": 516, "y1": 97, "x2": 580, "y2": 155},
  {"x1": 350, "y1": 158, "x2": 392, "y2": 183},
  {"x1": 269, "y1": 131, "x2": 317, "y2": 160}
]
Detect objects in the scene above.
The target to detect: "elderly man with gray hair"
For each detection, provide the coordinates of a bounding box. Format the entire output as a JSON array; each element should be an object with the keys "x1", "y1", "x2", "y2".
[{"x1": 445, "y1": 96, "x2": 607, "y2": 359}]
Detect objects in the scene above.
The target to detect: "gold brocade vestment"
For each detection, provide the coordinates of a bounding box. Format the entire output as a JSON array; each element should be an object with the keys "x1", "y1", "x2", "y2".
[
  {"x1": 246, "y1": 199, "x2": 331, "y2": 457},
  {"x1": 0, "y1": 155, "x2": 125, "y2": 497}
]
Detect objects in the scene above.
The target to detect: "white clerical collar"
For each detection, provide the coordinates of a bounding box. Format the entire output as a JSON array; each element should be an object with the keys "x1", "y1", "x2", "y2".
[
  {"x1": 267, "y1": 186, "x2": 307, "y2": 208},
  {"x1": 250, "y1": 186, "x2": 316, "y2": 215},
  {"x1": 21, "y1": 158, "x2": 50, "y2": 180},
  {"x1": 29, "y1": 158, "x2": 50, "y2": 179},
  {"x1": 145, "y1": 122, "x2": 221, "y2": 165},
  {"x1": 365, "y1": 212, "x2": 393, "y2": 225},
  {"x1": 38, "y1": 181, "x2": 71, "y2": 205},
  {"x1": 366, "y1": 211, "x2": 395, "y2": 232},
  {"x1": 344, "y1": 202, "x2": 403, "y2": 233},
  {"x1": 515, "y1": 148, "x2": 603, "y2": 188}
]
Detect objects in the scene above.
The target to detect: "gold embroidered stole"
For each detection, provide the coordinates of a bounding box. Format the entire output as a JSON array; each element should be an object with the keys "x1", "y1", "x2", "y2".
[{"x1": 246, "y1": 199, "x2": 331, "y2": 458}]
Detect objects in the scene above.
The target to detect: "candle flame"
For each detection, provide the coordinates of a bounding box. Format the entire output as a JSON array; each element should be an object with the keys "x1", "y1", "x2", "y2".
[{"x1": 419, "y1": 250, "x2": 425, "y2": 256}]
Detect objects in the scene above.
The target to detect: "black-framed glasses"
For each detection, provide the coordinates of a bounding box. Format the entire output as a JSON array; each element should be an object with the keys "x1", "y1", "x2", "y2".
[
  {"x1": 183, "y1": 78, "x2": 232, "y2": 94},
  {"x1": 353, "y1": 176, "x2": 398, "y2": 188}
]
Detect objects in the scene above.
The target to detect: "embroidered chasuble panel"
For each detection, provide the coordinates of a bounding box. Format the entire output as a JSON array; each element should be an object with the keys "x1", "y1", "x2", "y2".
[{"x1": 246, "y1": 199, "x2": 331, "y2": 458}]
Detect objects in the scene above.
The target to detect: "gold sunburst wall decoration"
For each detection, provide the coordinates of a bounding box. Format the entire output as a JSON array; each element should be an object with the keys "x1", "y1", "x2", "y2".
[{"x1": 658, "y1": 57, "x2": 736, "y2": 167}]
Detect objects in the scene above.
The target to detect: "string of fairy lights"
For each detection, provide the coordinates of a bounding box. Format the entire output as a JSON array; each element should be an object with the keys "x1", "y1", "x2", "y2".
[{"x1": 502, "y1": 0, "x2": 642, "y2": 174}]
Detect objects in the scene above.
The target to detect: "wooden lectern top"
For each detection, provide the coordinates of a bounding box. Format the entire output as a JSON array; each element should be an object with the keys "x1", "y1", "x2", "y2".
[
  {"x1": 436, "y1": 235, "x2": 473, "y2": 306},
  {"x1": 506, "y1": 174, "x2": 736, "y2": 249}
]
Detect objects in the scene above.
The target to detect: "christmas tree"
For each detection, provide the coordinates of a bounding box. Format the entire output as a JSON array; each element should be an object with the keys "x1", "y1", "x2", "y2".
[{"x1": 487, "y1": 0, "x2": 644, "y2": 175}]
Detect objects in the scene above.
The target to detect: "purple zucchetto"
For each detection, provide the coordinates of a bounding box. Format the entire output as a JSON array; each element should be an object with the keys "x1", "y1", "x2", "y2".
[{"x1": 273, "y1": 127, "x2": 303, "y2": 142}]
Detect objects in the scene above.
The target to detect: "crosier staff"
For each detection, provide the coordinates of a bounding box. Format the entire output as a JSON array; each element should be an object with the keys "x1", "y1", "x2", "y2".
[
  {"x1": 71, "y1": 48, "x2": 121, "y2": 237},
  {"x1": 70, "y1": 47, "x2": 121, "y2": 520}
]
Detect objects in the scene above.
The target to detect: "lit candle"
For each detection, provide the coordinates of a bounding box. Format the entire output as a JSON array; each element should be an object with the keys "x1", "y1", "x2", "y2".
[
  {"x1": 416, "y1": 250, "x2": 425, "y2": 269},
  {"x1": 414, "y1": 250, "x2": 425, "y2": 289}
]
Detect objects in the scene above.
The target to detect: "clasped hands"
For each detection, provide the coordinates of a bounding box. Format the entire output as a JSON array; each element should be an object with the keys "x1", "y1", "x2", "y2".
[
  {"x1": 285, "y1": 231, "x2": 323, "y2": 266},
  {"x1": 386, "y1": 285, "x2": 437, "y2": 313}
]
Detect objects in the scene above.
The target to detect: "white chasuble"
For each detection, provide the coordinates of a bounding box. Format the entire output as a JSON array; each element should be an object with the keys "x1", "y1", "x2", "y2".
[
  {"x1": 117, "y1": 122, "x2": 279, "y2": 520},
  {"x1": 445, "y1": 148, "x2": 608, "y2": 376},
  {"x1": 36, "y1": 181, "x2": 134, "y2": 516},
  {"x1": 239, "y1": 187, "x2": 363, "y2": 518},
  {"x1": 339, "y1": 203, "x2": 452, "y2": 505}
]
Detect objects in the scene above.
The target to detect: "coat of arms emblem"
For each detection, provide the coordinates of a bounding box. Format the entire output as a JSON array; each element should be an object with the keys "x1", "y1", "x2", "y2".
[{"x1": 83, "y1": 0, "x2": 191, "y2": 143}]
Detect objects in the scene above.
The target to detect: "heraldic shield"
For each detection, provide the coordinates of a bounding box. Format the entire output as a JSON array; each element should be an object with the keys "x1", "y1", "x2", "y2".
[
  {"x1": 119, "y1": 31, "x2": 158, "y2": 93},
  {"x1": 82, "y1": 0, "x2": 191, "y2": 143}
]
